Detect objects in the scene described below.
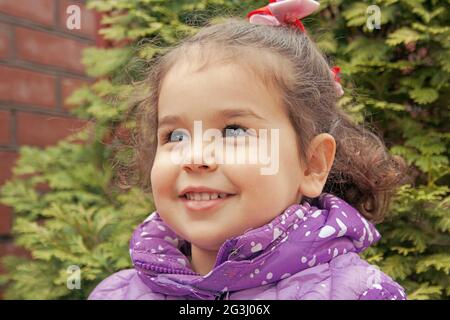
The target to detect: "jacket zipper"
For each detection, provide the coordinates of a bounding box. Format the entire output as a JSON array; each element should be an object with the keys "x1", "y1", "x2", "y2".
[
  {"x1": 137, "y1": 261, "x2": 223, "y2": 300},
  {"x1": 212, "y1": 239, "x2": 235, "y2": 268},
  {"x1": 215, "y1": 292, "x2": 226, "y2": 300},
  {"x1": 135, "y1": 261, "x2": 198, "y2": 275}
]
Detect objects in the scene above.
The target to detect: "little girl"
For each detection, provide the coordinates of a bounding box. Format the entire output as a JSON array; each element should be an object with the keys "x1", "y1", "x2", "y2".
[{"x1": 89, "y1": 0, "x2": 407, "y2": 300}]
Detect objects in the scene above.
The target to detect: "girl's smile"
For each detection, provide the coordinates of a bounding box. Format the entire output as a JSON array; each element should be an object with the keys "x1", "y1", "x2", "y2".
[{"x1": 178, "y1": 186, "x2": 237, "y2": 212}]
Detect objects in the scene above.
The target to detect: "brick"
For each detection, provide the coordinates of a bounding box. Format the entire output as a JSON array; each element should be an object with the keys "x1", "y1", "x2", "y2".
[
  {"x1": 59, "y1": 0, "x2": 98, "y2": 39},
  {"x1": 94, "y1": 12, "x2": 110, "y2": 48},
  {"x1": 0, "y1": 205, "x2": 12, "y2": 236},
  {"x1": 0, "y1": 0, "x2": 55, "y2": 26},
  {"x1": 16, "y1": 112, "x2": 88, "y2": 147},
  {"x1": 0, "y1": 110, "x2": 11, "y2": 145},
  {"x1": 0, "y1": 151, "x2": 18, "y2": 185},
  {"x1": 15, "y1": 27, "x2": 88, "y2": 74},
  {"x1": 61, "y1": 77, "x2": 90, "y2": 110},
  {"x1": 0, "y1": 241, "x2": 30, "y2": 259},
  {"x1": 0, "y1": 65, "x2": 56, "y2": 108},
  {"x1": 0, "y1": 23, "x2": 11, "y2": 59},
  {"x1": 0, "y1": 241, "x2": 31, "y2": 274},
  {"x1": 0, "y1": 241, "x2": 31, "y2": 258}
]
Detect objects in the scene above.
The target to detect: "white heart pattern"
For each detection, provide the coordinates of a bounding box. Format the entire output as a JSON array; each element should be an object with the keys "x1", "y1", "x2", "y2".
[
  {"x1": 336, "y1": 218, "x2": 347, "y2": 237},
  {"x1": 251, "y1": 243, "x2": 263, "y2": 253},
  {"x1": 295, "y1": 209, "x2": 304, "y2": 219},
  {"x1": 164, "y1": 236, "x2": 179, "y2": 247},
  {"x1": 318, "y1": 225, "x2": 336, "y2": 238},
  {"x1": 273, "y1": 228, "x2": 283, "y2": 240}
]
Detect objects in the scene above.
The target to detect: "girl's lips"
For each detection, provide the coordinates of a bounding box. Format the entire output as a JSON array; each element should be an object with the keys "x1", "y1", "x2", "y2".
[{"x1": 179, "y1": 194, "x2": 235, "y2": 212}]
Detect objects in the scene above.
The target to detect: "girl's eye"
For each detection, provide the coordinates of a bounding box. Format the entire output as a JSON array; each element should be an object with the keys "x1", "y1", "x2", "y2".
[
  {"x1": 162, "y1": 124, "x2": 249, "y2": 144},
  {"x1": 223, "y1": 124, "x2": 249, "y2": 138},
  {"x1": 165, "y1": 130, "x2": 189, "y2": 143}
]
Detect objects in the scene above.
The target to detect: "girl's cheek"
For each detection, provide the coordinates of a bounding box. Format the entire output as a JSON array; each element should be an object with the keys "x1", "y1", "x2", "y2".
[
  {"x1": 227, "y1": 140, "x2": 265, "y2": 165},
  {"x1": 225, "y1": 163, "x2": 265, "y2": 191},
  {"x1": 151, "y1": 154, "x2": 173, "y2": 191}
]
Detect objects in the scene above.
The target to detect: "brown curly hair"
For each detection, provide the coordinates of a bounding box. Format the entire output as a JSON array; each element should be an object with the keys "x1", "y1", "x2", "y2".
[{"x1": 117, "y1": 18, "x2": 408, "y2": 224}]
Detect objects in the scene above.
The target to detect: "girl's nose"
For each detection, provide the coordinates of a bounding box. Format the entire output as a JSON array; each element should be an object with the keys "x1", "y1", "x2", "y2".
[
  {"x1": 182, "y1": 160, "x2": 218, "y2": 172},
  {"x1": 179, "y1": 138, "x2": 219, "y2": 172}
]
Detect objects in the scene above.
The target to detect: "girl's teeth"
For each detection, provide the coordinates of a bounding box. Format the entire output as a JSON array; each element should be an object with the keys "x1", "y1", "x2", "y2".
[
  {"x1": 210, "y1": 193, "x2": 218, "y2": 200},
  {"x1": 201, "y1": 192, "x2": 209, "y2": 201},
  {"x1": 185, "y1": 192, "x2": 228, "y2": 201}
]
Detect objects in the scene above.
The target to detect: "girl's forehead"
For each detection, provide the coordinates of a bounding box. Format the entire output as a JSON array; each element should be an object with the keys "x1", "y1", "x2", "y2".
[
  {"x1": 163, "y1": 44, "x2": 291, "y2": 92},
  {"x1": 162, "y1": 60, "x2": 262, "y2": 91},
  {"x1": 158, "y1": 61, "x2": 285, "y2": 122}
]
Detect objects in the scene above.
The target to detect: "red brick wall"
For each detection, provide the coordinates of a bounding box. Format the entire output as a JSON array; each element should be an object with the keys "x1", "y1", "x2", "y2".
[{"x1": 0, "y1": 0, "x2": 101, "y2": 291}]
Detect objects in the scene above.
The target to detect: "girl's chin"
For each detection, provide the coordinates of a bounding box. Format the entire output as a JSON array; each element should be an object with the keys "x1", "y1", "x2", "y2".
[{"x1": 180, "y1": 228, "x2": 233, "y2": 249}]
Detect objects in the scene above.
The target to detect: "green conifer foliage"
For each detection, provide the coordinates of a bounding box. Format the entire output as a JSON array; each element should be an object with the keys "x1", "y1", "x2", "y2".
[{"x1": 0, "y1": 0, "x2": 448, "y2": 299}]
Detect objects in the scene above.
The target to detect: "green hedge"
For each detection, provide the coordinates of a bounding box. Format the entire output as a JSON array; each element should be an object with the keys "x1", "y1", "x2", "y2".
[{"x1": 0, "y1": 0, "x2": 448, "y2": 299}]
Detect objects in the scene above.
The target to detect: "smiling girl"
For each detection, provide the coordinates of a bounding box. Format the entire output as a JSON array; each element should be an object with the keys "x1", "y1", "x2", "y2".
[{"x1": 89, "y1": 0, "x2": 407, "y2": 300}]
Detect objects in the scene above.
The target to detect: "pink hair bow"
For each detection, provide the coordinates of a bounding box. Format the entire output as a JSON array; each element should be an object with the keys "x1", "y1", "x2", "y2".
[
  {"x1": 247, "y1": 0, "x2": 320, "y2": 32},
  {"x1": 247, "y1": 0, "x2": 345, "y2": 97}
]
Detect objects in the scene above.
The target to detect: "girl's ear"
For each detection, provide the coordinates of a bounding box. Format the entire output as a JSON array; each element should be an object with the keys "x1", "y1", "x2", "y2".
[{"x1": 299, "y1": 133, "x2": 336, "y2": 198}]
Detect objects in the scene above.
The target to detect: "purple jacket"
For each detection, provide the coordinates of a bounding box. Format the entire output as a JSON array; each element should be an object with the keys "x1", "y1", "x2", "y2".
[{"x1": 89, "y1": 193, "x2": 407, "y2": 300}]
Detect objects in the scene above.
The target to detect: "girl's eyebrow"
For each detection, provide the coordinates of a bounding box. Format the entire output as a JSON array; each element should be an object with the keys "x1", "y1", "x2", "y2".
[{"x1": 158, "y1": 108, "x2": 266, "y2": 128}]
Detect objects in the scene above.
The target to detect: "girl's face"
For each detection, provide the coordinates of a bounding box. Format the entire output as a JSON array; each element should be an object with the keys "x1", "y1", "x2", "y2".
[{"x1": 151, "y1": 60, "x2": 305, "y2": 252}]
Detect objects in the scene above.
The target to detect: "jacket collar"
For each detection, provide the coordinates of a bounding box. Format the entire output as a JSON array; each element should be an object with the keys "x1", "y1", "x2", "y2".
[{"x1": 130, "y1": 193, "x2": 381, "y2": 299}]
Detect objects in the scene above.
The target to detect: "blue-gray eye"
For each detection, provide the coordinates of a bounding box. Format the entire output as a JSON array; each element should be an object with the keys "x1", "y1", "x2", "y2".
[
  {"x1": 224, "y1": 124, "x2": 248, "y2": 137},
  {"x1": 167, "y1": 130, "x2": 189, "y2": 143}
]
